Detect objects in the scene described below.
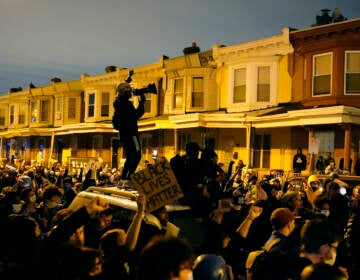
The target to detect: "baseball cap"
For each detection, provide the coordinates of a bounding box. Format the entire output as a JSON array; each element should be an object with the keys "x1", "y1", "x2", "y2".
[{"x1": 270, "y1": 207, "x2": 295, "y2": 229}]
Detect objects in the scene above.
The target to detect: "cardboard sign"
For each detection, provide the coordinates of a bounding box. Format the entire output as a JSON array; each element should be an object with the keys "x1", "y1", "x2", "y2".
[{"x1": 130, "y1": 160, "x2": 184, "y2": 212}]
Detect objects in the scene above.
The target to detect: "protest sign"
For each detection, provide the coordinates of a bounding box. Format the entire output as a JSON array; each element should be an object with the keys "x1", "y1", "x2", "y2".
[{"x1": 130, "y1": 160, "x2": 184, "y2": 212}]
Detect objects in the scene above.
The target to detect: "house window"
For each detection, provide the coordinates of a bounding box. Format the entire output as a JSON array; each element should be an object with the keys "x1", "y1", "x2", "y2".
[
  {"x1": 313, "y1": 53, "x2": 332, "y2": 96},
  {"x1": 68, "y1": 98, "x2": 76, "y2": 119},
  {"x1": 31, "y1": 101, "x2": 37, "y2": 123},
  {"x1": 18, "y1": 104, "x2": 26, "y2": 124},
  {"x1": 55, "y1": 98, "x2": 62, "y2": 120},
  {"x1": 9, "y1": 105, "x2": 15, "y2": 125},
  {"x1": 191, "y1": 77, "x2": 204, "y2": 107},
  {"x1": 40, "y1": 100, "x2": 50, "y2": 122},
  {"x1": 257, "y1": 66, "x2": 270, "y2": 101},
  {"x1": 93, "y1": 135, "x2": 103, "y2": 158},
  {"x1": 88, "y1": 93, "x2": 95, "y2": 117},
  {"x1": 234, "y1": 68, "x2": 246, "y2": 103},
  {"x1": 144, "y1": 97, "x2": 151, "y2": 113},
  {"x1": 314, "y1": 131, "x2": 335, "y2": 154},
  {"x1": 101, "y1": 92, "x2": 110, "y2": 117},
  {"x1": 345, "y1": 51, "x2": 360, "y2": 94},
  {"x1": 0, "y1": 108, "x2": 5, "y2": 125},
  {"x1": 173, "y1": 78, "x2": 184, "y2": 108}
]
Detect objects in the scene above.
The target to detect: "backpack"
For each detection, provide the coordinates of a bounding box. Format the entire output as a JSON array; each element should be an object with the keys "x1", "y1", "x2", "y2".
[{"x1": 245, "y1": 238, "x2": 282, "y2": 280}]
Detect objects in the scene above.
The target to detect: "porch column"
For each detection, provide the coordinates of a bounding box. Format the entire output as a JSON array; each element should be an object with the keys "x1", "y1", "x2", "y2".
[
  {"x1": 245, "y1": 123, "x2": 252, "y2": 167},
  {"x1": 308, "y1": 129, "x2": 315, "y2": 173},
  {"x1": 344, "y1": 124, "x2": 351, "y2": 172}
]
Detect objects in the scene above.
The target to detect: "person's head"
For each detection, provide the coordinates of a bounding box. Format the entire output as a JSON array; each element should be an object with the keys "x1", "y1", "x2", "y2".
[
  {"x1": 297, "y1": 147, "x2": 302, "y2": 154},
  {"x1": 307, "y1": 175, "x2": 322, "y2": 191},
  {"x1": 2, "y1": 215, "x2": 41, "y2": 261},
  {"x1": 185, "y1": 142, "x2": 201, "y2": 158},
  {"x1": 99, "y1": 208, "x2": 113, "y2": 227},
  {"x1": 62, "y1": 176, "x2": 73, "y2": 187},
  {"x1": 136, "y1": 236, "x2": 194, "y2": 280},
  {"x1": 192, "y1": 253, "x2": 232, "y2": 280},
  {"x1": 326, "y1": 182, "x2": 340, "y2": 199},
  {"x1": 20, "y1": 187, "x2": 37, "y2": 203},
  {"x1": 300, "y1": 218, "x2": 342, "y2": 266},
  {"x1": 42, "y1": 185, "x2": 63, "y2": 208},
  {"x1": 58, "y1": 246, "x2": 102, "y2": 279},
  {"x1": 270, "y1": 207, "x2": 295, "y2": 235},
  {"x1": 116, "y1": 82, "x2": 132, "y2": 99},
  {"x1": 353, "y1": 185, "x2": 360, "y2": 200},
  {"x1": 17, "y1": 175, "x2": 32, "y2": 188},
  {"x1": 99, "y1": 228, "x2": 127, "y2": 256},
  {"x1": 300, "y1": 263, "x2": 347, "y2": 280},
  {"x1": 314, "y1": 197, "x2": 331, "y2": 217},
  {"x1": 4, "y1": 190, "x2": 23, "y2": 214},
  {"x1": 152, "y1": 206, "x2": 169, "y2": 227},
  {"x1": 280, "y1": 191, "x2": 302, "y2": 212}
]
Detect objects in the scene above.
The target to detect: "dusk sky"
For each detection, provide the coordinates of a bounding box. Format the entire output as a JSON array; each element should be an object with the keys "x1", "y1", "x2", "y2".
[{"x1": 1, "y1": 0, "x2": 359, "y2": 94}]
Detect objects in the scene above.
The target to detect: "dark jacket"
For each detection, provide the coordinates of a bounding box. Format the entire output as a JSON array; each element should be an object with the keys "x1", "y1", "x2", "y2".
[{"x1": 113, "y1": 97, "x2": 144, "y2": 140}]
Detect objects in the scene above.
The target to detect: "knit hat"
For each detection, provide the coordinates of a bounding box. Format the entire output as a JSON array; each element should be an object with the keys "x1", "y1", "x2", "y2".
[{"x1": 270, "y1": 207, "x2": 295, "y2": 230}]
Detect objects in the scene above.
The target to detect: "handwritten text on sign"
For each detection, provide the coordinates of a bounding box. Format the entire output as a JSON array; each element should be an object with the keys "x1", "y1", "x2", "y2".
[{"x1": 131, "y1": 160, "x2": 183, "y2": 212}]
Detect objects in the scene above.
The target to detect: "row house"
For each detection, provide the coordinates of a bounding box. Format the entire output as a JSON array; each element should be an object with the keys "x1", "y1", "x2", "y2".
[
  {"x1": 0, "y1": 18, "x2": 359, "y2": 176},
  {"x1": 290, "y1": 18, "x2": 360, "y2": 174}
]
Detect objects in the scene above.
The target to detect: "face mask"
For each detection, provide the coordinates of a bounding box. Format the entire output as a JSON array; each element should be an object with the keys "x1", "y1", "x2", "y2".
[
  {"x1": 320, "y1": 209, "x2": 330, "y2": 217},
  {"x1": 47, "y1": 201, "x2": 59, "y2": 208},
  {"x1": 29, "y1": 195, "x2": 37, "y2": 203},
  {"x1": 324, "y1": 250, "x2": 337, "y2": 266},
  {"x1": 12, "y1": 203, "x2": 23, "y2": 213}
]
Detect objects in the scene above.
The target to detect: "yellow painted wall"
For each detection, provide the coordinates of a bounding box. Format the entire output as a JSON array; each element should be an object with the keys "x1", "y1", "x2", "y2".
[
  {"x1": 277, "y1": 55, "x2": 292, "y2": 103},
  {"x1": 216, "y1": 65, "x2": 229, "y2": 109}
]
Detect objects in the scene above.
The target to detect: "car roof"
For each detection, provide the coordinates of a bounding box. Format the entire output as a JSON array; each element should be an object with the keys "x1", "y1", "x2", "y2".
[{"x1": 68, "y1": 186, "x2": 190, "y2": 213}]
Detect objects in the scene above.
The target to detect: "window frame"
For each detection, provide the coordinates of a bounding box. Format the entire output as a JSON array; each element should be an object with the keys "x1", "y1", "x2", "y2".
[
  {"x1": 256, "y1": 66, "x2": 271, "y2": 102},
  {"x1": 344, "y1": 51, "x2": 360, "y2": 95},
  {"x1": 101, "y1": 92, "x2": 110, "y2": 117},
  {"x1": 312, "y1": 52, "x2": 332, "y2": 97},
  {"x1": 39, "y1": 99, "x2": 50, "y2": 123},
  {"x1": 88, "y1": 93, "x2": 95, "y2": 118},
  {"x1": 173, "y1": 78, "x2": 184, "y2": 109},
  {"x1": 191, "y1": 77, "x2": 204, "y2": 108},
  {"x1": 233, "y1": 67, "x2": 246, "y2": 103}
]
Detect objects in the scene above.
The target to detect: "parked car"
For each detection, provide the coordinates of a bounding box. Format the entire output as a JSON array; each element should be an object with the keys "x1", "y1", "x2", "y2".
[{"x1": 68, "y1": 186, "x2": 206, "y2": 249}]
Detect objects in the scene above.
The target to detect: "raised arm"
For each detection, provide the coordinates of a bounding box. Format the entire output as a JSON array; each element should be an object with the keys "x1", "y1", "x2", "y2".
[
  {"x1": 124, "y1": 193, "x2": 146, "y2": 250},
  {"x1": 236, "y1": 205, "x2": 263, "y2": 238}
]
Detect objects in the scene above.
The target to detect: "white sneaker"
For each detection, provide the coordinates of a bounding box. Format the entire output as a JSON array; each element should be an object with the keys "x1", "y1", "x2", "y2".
[{"x1": 118, "y1": 179, "x2": 132, "y2": 188}]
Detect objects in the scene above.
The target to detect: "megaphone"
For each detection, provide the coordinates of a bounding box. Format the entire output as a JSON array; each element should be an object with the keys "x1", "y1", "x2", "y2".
[{"x1": 133, "y1": 83, "x2": 157, "y2": 96}]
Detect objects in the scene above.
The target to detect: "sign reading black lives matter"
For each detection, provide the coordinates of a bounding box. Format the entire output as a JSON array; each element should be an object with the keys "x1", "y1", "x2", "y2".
[{"x1": 130, "y1": 160, "x2": 184, "y2": 212}]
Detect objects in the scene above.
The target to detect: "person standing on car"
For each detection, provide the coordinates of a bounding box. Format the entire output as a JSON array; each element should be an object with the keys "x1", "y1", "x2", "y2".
[{"x1": 113, "y1": 82, "x2": 146, "y2": 187}]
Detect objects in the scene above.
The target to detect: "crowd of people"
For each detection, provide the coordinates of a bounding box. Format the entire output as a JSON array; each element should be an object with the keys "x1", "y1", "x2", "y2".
[{"x1": 0, "y1": 144, "x2": 359, "y2": 279}]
